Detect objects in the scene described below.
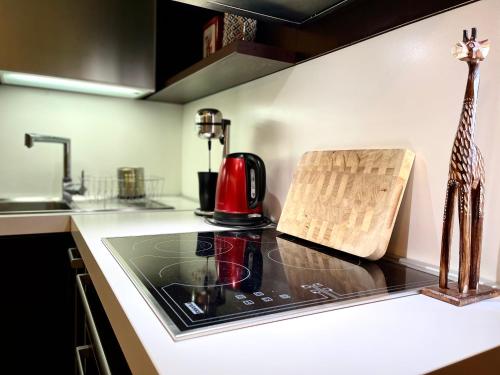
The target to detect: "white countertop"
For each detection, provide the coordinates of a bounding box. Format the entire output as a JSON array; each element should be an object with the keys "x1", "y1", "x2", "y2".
[{"x1": 71, "y1": 210, "x2": 500, "y2": 375}]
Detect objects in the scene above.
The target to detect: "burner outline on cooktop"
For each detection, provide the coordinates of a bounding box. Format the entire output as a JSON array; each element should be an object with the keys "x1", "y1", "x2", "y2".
[
  {"x1": 131, "y1": 236, "x2": 234, "y2": 258},
  {"x1": 156, "y1": 239, "x2": 213, "y2": 251},
  {"x1": 156, "y1": 259, "x2": 251, "y2": 288},
  {"x1": 126, "y1": 255, "x2": 331, "y2": 328},
  {"x1": 266, "y1": 247, "x2": 362, "y2": 270},
  {"x1": 220, "y1": 231, "x2": 294, "y2": 245}
]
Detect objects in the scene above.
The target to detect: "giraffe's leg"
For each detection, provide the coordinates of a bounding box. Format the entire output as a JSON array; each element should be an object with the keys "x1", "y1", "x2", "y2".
[
  {"x1": 469, "y1": 182, "x2": 484, "y2": 290},
  {"x1": 440, "y1": 181, "x2": 457, "y2": 289},
  {"x1": 458, "y1": 186, "x2": 472, "y2": 294}
]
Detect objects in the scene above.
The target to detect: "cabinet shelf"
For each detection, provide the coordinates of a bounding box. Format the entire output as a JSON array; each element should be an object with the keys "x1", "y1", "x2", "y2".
[{"x1": 148, "y1": 40, "x2": 297, "y2": 104}]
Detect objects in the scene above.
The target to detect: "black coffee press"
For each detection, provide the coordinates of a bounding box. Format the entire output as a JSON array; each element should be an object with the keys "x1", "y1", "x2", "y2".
[
  {"x1": 194, "y1": 109, "x2": 231, "y2": 217},
  {"x1": 195, "y1": 140, "x2": 218, "y2": 216}
]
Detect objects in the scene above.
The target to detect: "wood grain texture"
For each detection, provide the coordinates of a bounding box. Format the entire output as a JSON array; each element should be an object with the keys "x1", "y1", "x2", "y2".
[
  {"x1": 421, "y1": 283, "x2": 500, "y2": 306},
  {"x1": 149, "y1": 40, "x2": 296, "y2": 104},
  {"x1": 277, "y1": 149, "x2": 415, "y2": 260},
  {"x1": 439, "y1": 28, "x2": 490, "y2": 295}
]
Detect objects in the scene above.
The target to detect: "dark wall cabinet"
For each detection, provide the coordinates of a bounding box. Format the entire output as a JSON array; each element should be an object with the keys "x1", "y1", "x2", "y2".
[{"x1": 0, "y1": 0, "x2": 155, "y2": 91}]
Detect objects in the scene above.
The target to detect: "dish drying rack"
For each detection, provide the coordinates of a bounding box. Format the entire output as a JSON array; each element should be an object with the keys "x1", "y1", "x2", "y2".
[{"x1": 82, "y1": 175, "x2": 165, "y2": 203}]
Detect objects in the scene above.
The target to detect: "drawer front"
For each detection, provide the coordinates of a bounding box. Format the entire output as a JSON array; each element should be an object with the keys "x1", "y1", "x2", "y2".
[{"x1": 76, "y1": 274, "x2": 112, "y2": 375}]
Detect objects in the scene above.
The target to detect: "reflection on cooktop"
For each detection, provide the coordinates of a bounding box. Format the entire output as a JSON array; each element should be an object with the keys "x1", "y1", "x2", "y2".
[{"x1": 103, "y1": 228, "x2": 438, "y2": 340}]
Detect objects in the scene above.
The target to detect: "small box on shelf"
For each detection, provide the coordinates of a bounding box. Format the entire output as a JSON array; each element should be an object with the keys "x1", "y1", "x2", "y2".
[
  {"x1": 203, "y1": 15, "x2": 223, "y2": 58},
  {"x1": 222, "y1": 13, "x2": 257, "y2": 47}
]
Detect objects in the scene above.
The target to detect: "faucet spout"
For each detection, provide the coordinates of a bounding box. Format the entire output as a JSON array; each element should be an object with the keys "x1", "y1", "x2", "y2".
[
  {"x1": 24, "y1": 133, "x2": 85, "y2": 201},
  {"x1": 25, "y1": 133, "x2": 72, "y2": 182}
]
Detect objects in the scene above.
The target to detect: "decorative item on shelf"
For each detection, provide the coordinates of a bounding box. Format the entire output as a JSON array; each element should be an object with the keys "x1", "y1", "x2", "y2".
[
  {"x1": 421, "y1": 28, "x2": 499, "y2": 306},
  {"x1": 203, "y1": 15, "x2": 223, "y2": 58},
  {"x1": 222, "y1": 13, "x2": 257, "y2": 47}
]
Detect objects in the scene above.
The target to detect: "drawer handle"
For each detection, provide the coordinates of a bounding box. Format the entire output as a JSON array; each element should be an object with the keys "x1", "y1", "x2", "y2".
[
  {"x1": 75, "y1": 345, "x2": 94, "y2": 375},
  {"x1": 68, "y1": 247, "x2": 85, "y2": 269},
  {"x1": 76, "y1": 274, "x2": 112, "y2": 375}
]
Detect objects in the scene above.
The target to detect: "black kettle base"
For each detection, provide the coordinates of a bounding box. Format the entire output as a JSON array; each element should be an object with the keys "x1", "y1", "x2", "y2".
[
  {"x1": 194, "y1": 208, "x2": 214, "y2": 217},
  {"x1": 205, "y1": 216, "x2": 273, "y2": 229}
]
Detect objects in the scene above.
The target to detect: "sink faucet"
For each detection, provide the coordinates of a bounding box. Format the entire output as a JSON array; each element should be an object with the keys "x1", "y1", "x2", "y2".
[{"x1": 25, "y1": 133, "x2": 86, "y2": 202}]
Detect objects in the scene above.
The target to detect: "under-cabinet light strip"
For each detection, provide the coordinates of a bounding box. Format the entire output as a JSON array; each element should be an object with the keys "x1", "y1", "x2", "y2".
[{"x1": 0, "y1": 70, "x2": 153, "y2": 99}]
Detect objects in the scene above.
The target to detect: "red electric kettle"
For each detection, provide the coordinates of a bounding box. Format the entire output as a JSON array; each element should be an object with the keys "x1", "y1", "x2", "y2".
[{"x1": 213, "y1": 153, "x2": 266, "y2": 226}]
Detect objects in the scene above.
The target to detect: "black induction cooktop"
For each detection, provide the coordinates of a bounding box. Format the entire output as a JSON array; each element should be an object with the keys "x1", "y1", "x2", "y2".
[{"x1": 103, "y1": 228, "x2": 438, "y2": 340}]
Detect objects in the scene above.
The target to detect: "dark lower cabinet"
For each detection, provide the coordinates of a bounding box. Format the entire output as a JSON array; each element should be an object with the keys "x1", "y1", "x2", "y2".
[
  {"x1": 75, "y1": 273, "x2": 131, "y2": 375},
  {"x1": 2, "y1": 233, "x2": 76, "y2": 373},
  {"x1": 0, "y1": 233, "x2": 130, "y2": 374}
]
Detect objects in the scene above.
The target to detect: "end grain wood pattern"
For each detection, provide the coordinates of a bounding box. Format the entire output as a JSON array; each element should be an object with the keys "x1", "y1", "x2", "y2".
[{"x1": 277, "y1": 149, "x2": 415, "y2": 260}]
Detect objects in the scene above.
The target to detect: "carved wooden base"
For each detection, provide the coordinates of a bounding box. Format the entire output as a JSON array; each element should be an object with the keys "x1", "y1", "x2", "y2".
[{"x1": 421, "y1": 283, "x2": 500, "y2": 306}]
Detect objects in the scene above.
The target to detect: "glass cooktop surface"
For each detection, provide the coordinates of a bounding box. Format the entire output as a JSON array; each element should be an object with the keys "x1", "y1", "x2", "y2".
[{"x1": 103, "y1": 228, "x2": 438, "y2": 340}]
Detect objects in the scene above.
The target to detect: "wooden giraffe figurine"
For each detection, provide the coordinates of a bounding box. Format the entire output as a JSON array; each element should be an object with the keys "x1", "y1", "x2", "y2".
[
  {"x1": 423, "y1": 28, "x2": 499, "y2": 305},
  {"x1": 441, "y1": 28, "x2": 489, "y2": 294}
]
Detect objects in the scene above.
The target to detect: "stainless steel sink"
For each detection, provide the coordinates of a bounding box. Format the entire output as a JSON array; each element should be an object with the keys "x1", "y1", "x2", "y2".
[
  {"x1": 0, "y1": 199, "x2": 72, "y2": 214},
  {"x1": 0, "y1": 197, "x2": 175, "y2": 214}
]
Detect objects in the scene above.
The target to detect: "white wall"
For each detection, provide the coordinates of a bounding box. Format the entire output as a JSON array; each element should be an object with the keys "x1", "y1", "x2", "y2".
[
  {"x1": 0, "y1": 86, "x2": 183, "y2": 197},
  {"x1": 181, "y1": 0, "x2": 500, "y2": 282}
]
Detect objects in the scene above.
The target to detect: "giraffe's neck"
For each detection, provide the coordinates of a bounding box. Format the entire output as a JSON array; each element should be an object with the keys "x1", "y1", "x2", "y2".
[{"x1": 457, "y1": 62, "x2": 480, "y2": 142}]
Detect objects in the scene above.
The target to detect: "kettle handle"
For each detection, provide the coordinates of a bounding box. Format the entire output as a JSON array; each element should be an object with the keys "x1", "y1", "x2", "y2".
[{"x1": 245, "y1": 154, "x2": 266, "y2": 209}]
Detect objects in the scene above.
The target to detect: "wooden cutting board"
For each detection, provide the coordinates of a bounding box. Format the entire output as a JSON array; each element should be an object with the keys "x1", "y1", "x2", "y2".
[{"x1": 277, "y1": 149, "x2": 415, "y2": 260}]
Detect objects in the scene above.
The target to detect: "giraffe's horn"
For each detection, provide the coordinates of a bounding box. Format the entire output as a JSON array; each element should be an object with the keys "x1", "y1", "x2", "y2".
[
  {"x1": 463, "y1": 29, "x2": 468, "y2": 42},
  {"x1": 471, "y1": 27, "x2": 477, "y2": 40}
]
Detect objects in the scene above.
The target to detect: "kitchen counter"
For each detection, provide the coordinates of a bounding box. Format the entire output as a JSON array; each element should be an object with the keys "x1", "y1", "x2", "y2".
[
  {"x1": 71, "y1": 210, "x2": 500, "y2": 375},
  {"x1": 0, "y1": 196, "x2": 198, "y2": 236}
]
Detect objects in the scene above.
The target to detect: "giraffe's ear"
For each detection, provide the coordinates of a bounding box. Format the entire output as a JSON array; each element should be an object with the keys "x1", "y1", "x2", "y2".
[
  {"x1": 451, "y1": 42, "x2": 468, "y2": 59},
  {"x1": 478, "y1": 39, "x2": 490, "y2": 59}
]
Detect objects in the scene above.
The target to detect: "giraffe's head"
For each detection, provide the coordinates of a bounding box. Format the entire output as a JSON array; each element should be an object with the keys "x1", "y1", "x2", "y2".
[{"x1": 452, "y1": 28, "x2": 490, "y2": 63}]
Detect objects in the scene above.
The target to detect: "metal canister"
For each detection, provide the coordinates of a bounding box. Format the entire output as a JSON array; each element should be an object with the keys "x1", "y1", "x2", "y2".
[
  {"x1": 195, "y1": 108, "x2": 224, "y2": 140},
  {"x1": 117, "y1": 167, "x2": 145, "y2": 199}
]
